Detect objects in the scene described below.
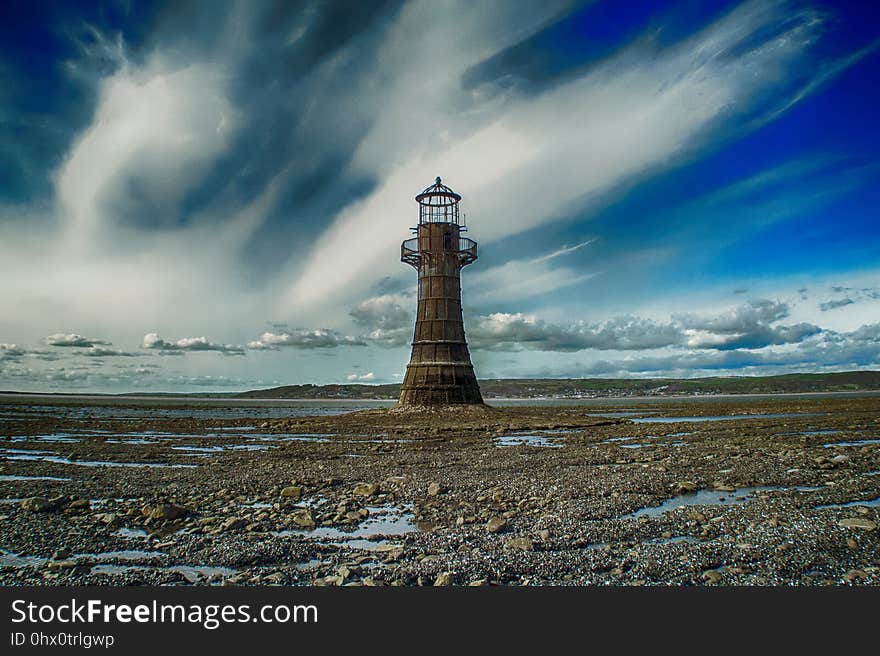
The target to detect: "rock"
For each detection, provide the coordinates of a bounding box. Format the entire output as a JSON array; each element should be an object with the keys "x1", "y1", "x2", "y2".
[
  {"x1": 830, "y1": 454, "x2": 849, "y2": 463},
  {"x1": 485, "y1": 516, "x2": 508, "y2": 533},
  {"x1": 846, "y1": 538, "x2": 858, "y2": 549},
  {"x1": 536, "y1": 529, "x2": 551, "y2": 542},
  {"x1": 52, "y1": 549, "x2": 70, "y2": 560},
  {"x1": 674, "y1": 481, "x2": 698, "y2": 493},
  {"x1": 95, "y1": 512, "x2": 120, "y2": 526},
  {"x1": 701, "y1": 570, "x2": 723, "y2": 584},
  {"x1": 843, "y1": 569, "x2": 867, "y2": 582},
  {"x1": 45, "y1": 560, "x2": 77, "y2": 571},
  {"x1": 504, "y1": 537, "x2": 534, "y2": 552},
  {"x1": 713, "y1": 483, "x2": 736, "y2": 492},
  {"x1": 427, "y1": 482, "x2": 444, "y2": 497},
  {"x1": 839, "y1": 518, "x2": 877, "y2": 531},
  {"x1": 353, "y1": 483, "x2": 379, "y2": 497},
  {"x1": 434, "y1": 571, "x2": 453, "y2": 586},
  {"x1": 291, "y1": 509, "x2": 315, "y2": 528},
  {"x1": 468, "y1": 579, "x2": 489, "y2": 586},
  {"x1": 280, "y1": 486, "x2": 302, "y2": 499},
  {"x1": 221, "y1": 517, "x2": 247, "y2": 531},
  {"x1": 144, "y1": 503, "x2": 188, "y2": 521},
  {"x1": 21, "y1": 497, "x2": 55, "y2": 512},
  {"x1": 68, "y1": 499, "x2": 90, "y2": 510}
]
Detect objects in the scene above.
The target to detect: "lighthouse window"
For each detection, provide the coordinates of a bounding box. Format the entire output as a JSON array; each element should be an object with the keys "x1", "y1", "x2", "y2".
[{"x1": 444, "y1": 232, "x2": 452, "y2": 249}]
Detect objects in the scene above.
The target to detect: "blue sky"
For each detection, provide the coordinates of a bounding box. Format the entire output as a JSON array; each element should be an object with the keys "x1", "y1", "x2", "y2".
[{"x1": 1, "y1": 0, "x2": 879, "y2": 392}]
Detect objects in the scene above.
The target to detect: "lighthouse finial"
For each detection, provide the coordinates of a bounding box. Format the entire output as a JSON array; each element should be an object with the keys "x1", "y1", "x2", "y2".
[{"x1": 435, "y1": 176, "x2": 442, "y2": 185}]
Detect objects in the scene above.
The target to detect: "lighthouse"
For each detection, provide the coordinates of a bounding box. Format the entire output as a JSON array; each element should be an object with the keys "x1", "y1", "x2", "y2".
[{"x1": 398, "y1": 178, "x2": 484, "y2": 406}]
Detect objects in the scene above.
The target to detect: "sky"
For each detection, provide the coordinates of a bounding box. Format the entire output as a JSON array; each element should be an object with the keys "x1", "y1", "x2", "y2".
[{"x1": 1, "y1": 0, "x2": 879, "y2": 393}]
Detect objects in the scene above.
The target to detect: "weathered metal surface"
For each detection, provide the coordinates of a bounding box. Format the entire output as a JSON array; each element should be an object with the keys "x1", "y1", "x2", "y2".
[{"x1": 398, "y1": 180, "x2": 483, "y2": 406}]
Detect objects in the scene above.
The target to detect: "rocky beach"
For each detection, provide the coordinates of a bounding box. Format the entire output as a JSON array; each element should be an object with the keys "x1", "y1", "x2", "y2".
[{"x1": 1, "y1": 394, "x2": 878, "y2": 586}]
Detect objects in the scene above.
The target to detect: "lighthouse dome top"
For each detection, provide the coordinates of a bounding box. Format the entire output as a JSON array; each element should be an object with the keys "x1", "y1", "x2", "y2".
[{"x1": 415, "y1": 176, "x2": 462, "y2": 207}]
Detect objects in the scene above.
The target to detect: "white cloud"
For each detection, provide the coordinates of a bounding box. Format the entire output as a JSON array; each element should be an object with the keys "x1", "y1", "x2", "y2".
[
  {"x1": 57, "y1": 61, "x2": 235, "y2": 248},
  {"x1": 346, "y1": 372, "x2": 375, "y2": 381},
  {"x1": 247, "y1": 329, "x2": 365, "y2": 350},
  {"x1": 43, "y1": 333, "x2": 111, "y2": 348},
  {"x1": 142, "y1": 333, "x2": 245, "y2": 355}
]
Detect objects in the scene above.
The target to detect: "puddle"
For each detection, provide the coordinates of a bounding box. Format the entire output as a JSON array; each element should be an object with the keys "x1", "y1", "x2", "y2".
[
  {"x1": 494, "y1": 434, "x2": 562, "y2": 448},
  {"x1": 171, "y1": 445, "x2": 225, "y2": 453},
  {"x1": 242, "y1": 501, "x2": 273, "y2": 509},
  {"x1": 249, "y1": 433, "x2": 333, "y2": 443},
  {"x1": 646, "y1": 535, "x2": 701, "y2": 545},
  {"x1": 632, "y1": 413, "x2": 817, "y2": 424},
  {"x1": 0, "y1": 550, "x2": 47, "y2": 568},
  {"x1": 623, "y1": 486, "x2": 818, "y2": 519},
  {"x1": 218, "y1": 426, "x2": 256, "y2": 431},
  {"x1": 823, "y1": 438, "x2": 880, "y2": 448},
  {"x1": 229, "y1": 444, "x2": 272, "y2": 451},
  {"x1": 91, "y1": 564, "x2": 236, "y2": 583},
  {"x1": 0, "y1": 474, "x2": 70, "y2": 481},
  {"x1": 115, "y1": 527, "x2": 150, "y2": 539},
  {"x1": 11, "y1": 434, "x2": 82, "y2": 443},
  {"x1": 105, "y1": 438, "x2": 160, "y2": 445},
  {"x1": 0, "y1": 449, "x2": 197, "y2": 469},
  {"x1": 816, "y1": 497, "x2": 880, "y2": 509},
  {"x1": 76, "y1": 550, "x2": 165, "y2": 562},
  {"x1": 274, "y1": 505, "x2": 416, "y2": 551}
]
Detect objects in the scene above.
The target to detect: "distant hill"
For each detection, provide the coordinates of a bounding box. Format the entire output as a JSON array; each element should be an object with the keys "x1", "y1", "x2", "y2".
[{"x1": 235, "y1": 371, "x2": 880, "y2": 400}]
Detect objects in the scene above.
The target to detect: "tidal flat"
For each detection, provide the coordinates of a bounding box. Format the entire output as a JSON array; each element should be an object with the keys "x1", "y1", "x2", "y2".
[{"x1": 1, "y1": 394, "x2": 878, "y2": 586}]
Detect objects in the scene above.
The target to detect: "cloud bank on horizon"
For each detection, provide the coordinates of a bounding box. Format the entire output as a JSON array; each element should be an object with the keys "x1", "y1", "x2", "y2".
[{"x1": 1, "y1": 0, "x2": 879, "y2": 392}]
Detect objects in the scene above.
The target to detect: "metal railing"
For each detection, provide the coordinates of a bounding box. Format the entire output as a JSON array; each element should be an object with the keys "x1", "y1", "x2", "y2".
[{"x1": 401, "y1": 236, "x2": 478, "y2": 268}]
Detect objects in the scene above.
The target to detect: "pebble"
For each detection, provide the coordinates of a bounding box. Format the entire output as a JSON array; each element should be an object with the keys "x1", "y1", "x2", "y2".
[{"x1": 485, "y1": 516, "x2": 508, "y2": 533}]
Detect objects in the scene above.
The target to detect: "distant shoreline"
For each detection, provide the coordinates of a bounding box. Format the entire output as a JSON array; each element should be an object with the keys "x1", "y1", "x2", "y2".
[{"x1": 2, "y1": 370, "x2": 880, "y2": 402}]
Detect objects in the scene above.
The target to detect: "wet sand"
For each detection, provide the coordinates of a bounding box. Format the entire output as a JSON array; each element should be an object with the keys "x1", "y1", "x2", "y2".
[{"x1": 1, "y1": 395, "x2": 878, "y2": 586}]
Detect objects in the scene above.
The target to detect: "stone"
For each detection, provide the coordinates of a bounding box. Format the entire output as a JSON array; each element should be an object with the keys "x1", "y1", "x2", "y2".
[
  {"x1": 504, "y1": 537, "x2": 534, "y2": 552},
  {"x1": 434, "y1": 571, "x2": 453, "y2": 586},
  {"x1": 221, "y1": 517, "x2": 247, "y2": 531},
  {"x1": 674, "y1": 481, "x2": 698, "y2": 493},
  {"x1": 468, "y1": 579, "x2": 489, "y2": 586},
  {"x1": 701, "y1": 570, "x2": 723, "y2": 584},
  {"x1": 427, "y1": 482, "x2": 444, "y2": 496},
  {"x1": 291, "y1": 509, "x2": 315, "y2": 528},
  {"x1": 353, "y1": 483, "x2": 379, "y2": 497},
  {"x1": 68, "y1": 499, "x2": 90, "y2": 510},
  {"x1": 713, "y1": 483, "x2": 736, "y2": 492},
  {"x1": 95, "y1": 512, "x2": 120, "y2": 526},
  {"x1": 485, "y1": 516, "x2": 508, "y2": 533},
  {"x1": 280, "y1": 486, "x2": 302, "y2": 499},
  {"x1": 839, "y1": 518, "x2": 877, "y2": 531},
  {"x1": 45, "y1": 560, "x2": 77, "y2": 570},
  {"x1": 145, "y1": 503, "x2": 188, "y2": 521},
  {"x1": 21, "y1": 497, "x2": 55, "y2": 512}
]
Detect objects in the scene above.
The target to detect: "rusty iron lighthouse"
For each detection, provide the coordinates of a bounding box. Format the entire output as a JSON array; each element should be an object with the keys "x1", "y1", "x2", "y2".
[{"x1": 398, "y1": 177, "x2": 484, "y2": 406}]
